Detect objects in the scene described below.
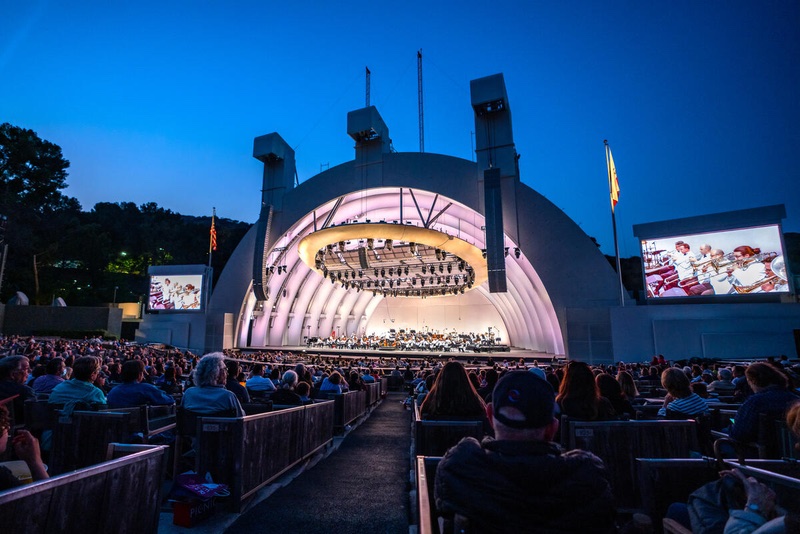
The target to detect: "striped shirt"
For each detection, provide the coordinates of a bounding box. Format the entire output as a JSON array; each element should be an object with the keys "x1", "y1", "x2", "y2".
[{"x1": 657, "y1": 393, "x2": 709, "y2": 417}]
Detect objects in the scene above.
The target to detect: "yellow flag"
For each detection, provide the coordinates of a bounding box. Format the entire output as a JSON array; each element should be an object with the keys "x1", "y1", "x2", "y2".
[{"x1": 607, "y1": 146, "x2": 620, "y2": 212}]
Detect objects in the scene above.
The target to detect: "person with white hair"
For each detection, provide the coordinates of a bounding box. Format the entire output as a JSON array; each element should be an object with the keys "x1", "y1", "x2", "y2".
[
  {"x1": 271, "y1": 370, "x2": 303, "y2": 406},
  {"x1": 181, "y1": 353, "x2": 244, "y2": 416}
]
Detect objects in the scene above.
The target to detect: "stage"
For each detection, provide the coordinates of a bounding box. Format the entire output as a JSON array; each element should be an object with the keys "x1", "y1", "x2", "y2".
[{"x1": 239, "y1": 345, "x2": 562, "y2": 365}]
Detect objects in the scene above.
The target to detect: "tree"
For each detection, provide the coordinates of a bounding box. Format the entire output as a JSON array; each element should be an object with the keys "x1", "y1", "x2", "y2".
[
  {"x1": 0, "y1": 123, "x2": 76, "y2": 214},
  {"x1": 0, "y1": 124, "x2": 82, "y2": 303}
]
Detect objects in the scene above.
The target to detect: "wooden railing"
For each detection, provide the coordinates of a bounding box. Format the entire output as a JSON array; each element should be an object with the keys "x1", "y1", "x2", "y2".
[
  {"x1": 195, "y1": 400, "x2": 336, "y2": 512},
  {"x1": 0, "y1": 444, "x2": 168, "y2": 533}
]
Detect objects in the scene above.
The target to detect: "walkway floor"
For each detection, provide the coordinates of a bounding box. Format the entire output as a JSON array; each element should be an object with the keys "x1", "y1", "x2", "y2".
[{"x1": 158, "y1": 393, "x2": 413, "y2": 533}]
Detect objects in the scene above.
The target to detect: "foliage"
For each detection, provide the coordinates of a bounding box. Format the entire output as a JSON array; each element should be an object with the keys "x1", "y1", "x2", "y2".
[{"x1": 0, "y1": 123, "x2": 250, "y2": 305}]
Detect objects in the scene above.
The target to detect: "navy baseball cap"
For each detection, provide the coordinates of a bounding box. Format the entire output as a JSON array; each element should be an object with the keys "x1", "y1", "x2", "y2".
[{"x1": 491, "y1": 371, "x2": 557, "y2": 429}]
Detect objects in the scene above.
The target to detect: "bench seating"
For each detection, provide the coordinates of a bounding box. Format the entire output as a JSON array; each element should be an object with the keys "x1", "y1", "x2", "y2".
[
  {"x1": 566, "y1": 419, "x2": 701, "y2": 511},
  {"x1": 412, "y1": 404, "x2": 485, "y2": 457},
  {"x1": 194, "y1": 400, "x2": 336, "y2": 512},
  {"x1": 0, "y1": 443, "x2": 168, "y2": 533},
  {"x1": 50, "y1": 410, "x2": 134, "y2": 475}
]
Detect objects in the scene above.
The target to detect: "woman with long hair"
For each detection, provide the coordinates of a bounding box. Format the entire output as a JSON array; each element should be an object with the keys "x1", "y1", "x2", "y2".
[
  {"x1": 419, "y1": 361, "x2": 486, "y2": 419},
  {"x1": 616, "y1": 371, "x2": 642, "y2": 404},
  {"x1": 556, "y1": 361, "x2": 616, "y2": 420},
  {"x1": 596, "y1": 373, "x2": 635, "y2": 419}
]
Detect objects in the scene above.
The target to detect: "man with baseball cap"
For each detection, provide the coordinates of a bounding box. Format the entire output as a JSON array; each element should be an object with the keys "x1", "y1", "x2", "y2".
[{"x1": 434, "y1": 371, "x2": 616, "y2": 533}]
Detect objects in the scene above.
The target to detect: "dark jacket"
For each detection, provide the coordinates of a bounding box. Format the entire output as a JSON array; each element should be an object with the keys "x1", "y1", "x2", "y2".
[{"x1": 435, "y1": 437, "x2": 616, "y2": 534}]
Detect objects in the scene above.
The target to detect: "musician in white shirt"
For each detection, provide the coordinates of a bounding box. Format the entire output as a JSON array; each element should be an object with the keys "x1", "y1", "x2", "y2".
[{"x1": 669, "y1": 241, "x2": 697, "y2": 281}]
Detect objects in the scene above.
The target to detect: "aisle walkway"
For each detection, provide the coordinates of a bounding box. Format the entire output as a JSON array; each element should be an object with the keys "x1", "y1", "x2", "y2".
[{"x1": 224, "y1": 393, "x2": 412, "y2": 534}]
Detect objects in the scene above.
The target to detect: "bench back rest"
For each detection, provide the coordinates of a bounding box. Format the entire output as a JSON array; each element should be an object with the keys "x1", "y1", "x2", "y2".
[
  {"x1": 568, "y1": 419, "x2": 700, "y2": 511},
  {"x1": 413, "y1": 404, "x2": 485, "y2": 457},
  {"x1": 0, "y1": 444, "x2": 168, "y2": 534},
  {"x1": 50, "y1": 410, "x2": 133, "y2": 475}
]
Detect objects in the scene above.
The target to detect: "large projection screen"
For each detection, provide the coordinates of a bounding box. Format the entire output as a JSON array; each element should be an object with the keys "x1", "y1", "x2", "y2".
[
  {"x1": 641, "y1": 224, "x2": 790, "y2": 299},
  {"x1": 146, "y1": 265, "x2": 210, "y2": 312}
]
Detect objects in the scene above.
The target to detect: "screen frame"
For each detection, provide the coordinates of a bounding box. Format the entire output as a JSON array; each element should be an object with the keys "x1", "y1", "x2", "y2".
[
  {"x1": 632, "y1": 205, "x2": 793, "y2": 305},
  {"x1": 145, "y1": 264, "x2": 212, "y2": 313}
]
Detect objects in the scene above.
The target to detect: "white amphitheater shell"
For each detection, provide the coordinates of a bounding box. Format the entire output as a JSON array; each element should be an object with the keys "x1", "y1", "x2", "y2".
[{"x1": 202, "y1": 74, "x2": 624, "y2": 360}]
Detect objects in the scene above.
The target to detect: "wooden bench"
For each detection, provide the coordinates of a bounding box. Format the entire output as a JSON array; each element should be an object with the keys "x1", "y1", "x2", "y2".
[
  {"x1": 0, "y1": 443, "x2": 168, "y2": 533},
  {"x1": 50, "y1": 410, "x2": 134, "y2": 475},
  {"x1": 713, "y1": 414, "x2": 795, "y2": 461},
  {"x1": 642, "y1": 459, "x2": 800, "y2": 533},
  {"x1": 315, "y1": 390, "x2": 367, "y2": 433},
  {"x1": 413, "y1": 404, "x2": 485, "y2": 457},
  {"x1": 566, "y1": 419, "x2": 701, "y2": 512},
  {"x1": 365, "y1": 381, "x2": 382, "y2": 407},
  {"x1": 195, "y1": 400, "x2": 336, "y2": 512},
  {"x1": 416, "y1": 456, "x2": 441, "y2": 534}
]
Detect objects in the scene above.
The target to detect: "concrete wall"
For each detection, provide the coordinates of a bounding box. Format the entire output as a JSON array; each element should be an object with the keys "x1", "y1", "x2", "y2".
[
  {"x1": 609, "y1": 303, "x2": 800, "y2": 362},
  {"x1": 2, "y1": 305, "x2": 123, "y2": 337}
]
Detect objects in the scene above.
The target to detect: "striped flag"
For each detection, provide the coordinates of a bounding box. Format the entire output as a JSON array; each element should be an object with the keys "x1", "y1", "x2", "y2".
[
  {"x1": 606, "y1": 144, "x2": 620, "y2": 212},
  {"x1": 209, "y1": 210, "x2": 217, "y2": 251}
]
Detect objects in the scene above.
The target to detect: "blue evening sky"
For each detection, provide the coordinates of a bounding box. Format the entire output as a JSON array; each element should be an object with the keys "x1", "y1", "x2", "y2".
[{"x1": 1, "y1": 1, "x2": 798, "y2": 257}]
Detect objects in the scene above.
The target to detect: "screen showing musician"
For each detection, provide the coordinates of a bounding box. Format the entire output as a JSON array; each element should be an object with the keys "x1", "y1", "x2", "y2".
[
  {"x1": 148, "y1": 274, "x2": 205, "y2": 311},
  {"x1": 641, "y1": 225, "x2": 790, "y2": 299}
]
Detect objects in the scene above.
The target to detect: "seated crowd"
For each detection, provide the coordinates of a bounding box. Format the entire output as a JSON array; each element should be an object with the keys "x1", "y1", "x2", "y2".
[{"x1": 2, "y1": 334, "x2": 800, "y2": 532}]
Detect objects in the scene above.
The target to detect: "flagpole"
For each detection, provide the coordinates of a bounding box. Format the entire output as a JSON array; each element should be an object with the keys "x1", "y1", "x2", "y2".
[
  {"x1": 208, "y1": 207, "x2": 216, "y2": 269},
  {"x1": 605, "y1": 141, "x2": 625, "y2": 307}
]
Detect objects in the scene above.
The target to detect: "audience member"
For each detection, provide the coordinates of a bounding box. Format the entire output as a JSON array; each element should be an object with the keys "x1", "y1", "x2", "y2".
[
  {"x1": 271, "y1": 370, "x2": 303, "y2": 406},
  {"x1": 224, "y1": 360, "x2": 250, "y2": 405},
  {"x1": 0, "y1": 403, "x2": 48, "y2": 490},
  {"x1": 434, "y1": 371, "x2": 616, "y2": 533},
  {"x1": 556, "y1": 361, "x2": 616, "y2": 420},
  {"x1": 246, "y1": 363, "x2": 278, "y2": 396},
  {"x1": 657, "y1": 367, "x2": 709, "y2": 418},
  {"x1": 0, "y1": 356, "x2": 35, "y2": 424},
  {"x1": 106, "y1": 360, "x2": 176, "y2": 409},
  {"x1": 728, "y1": 363, "x2": 799, "y2": 444},
  {"x1": 182, "y1": 353, "x2": 244, "y2": 416},
  {"x1": 419, "y1": 361, "x2": 487, "y2": 422},
  {"x1": 32, "y1": 358, "x2": 65, "y2": 397},
  {"x1": 708, "y1": 368, "x2": 735, "y2": 395},
  {"x1": 596, "y1": 373, "x2": 635, "y2": 419},
  {"x1": 48, "y1": 356, "x2": 107, "y2": 413},
  {"x1": 616, "y1": 371, "x2": 642, "y2": 405}
]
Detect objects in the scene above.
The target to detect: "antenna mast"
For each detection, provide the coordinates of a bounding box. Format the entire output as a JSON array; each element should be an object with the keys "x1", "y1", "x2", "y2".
[
  {"x1": 365, "y1": 66, "x2": 371, "y2": 107},
  {"x1": 417, "y1": 50, "x2": 424, "y2": 153}
]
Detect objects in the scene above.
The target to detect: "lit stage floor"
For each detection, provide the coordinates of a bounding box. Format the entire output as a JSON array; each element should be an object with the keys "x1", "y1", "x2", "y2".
[{"x1": 243, "y1": 345, "x2": 562, "y2": 364}]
